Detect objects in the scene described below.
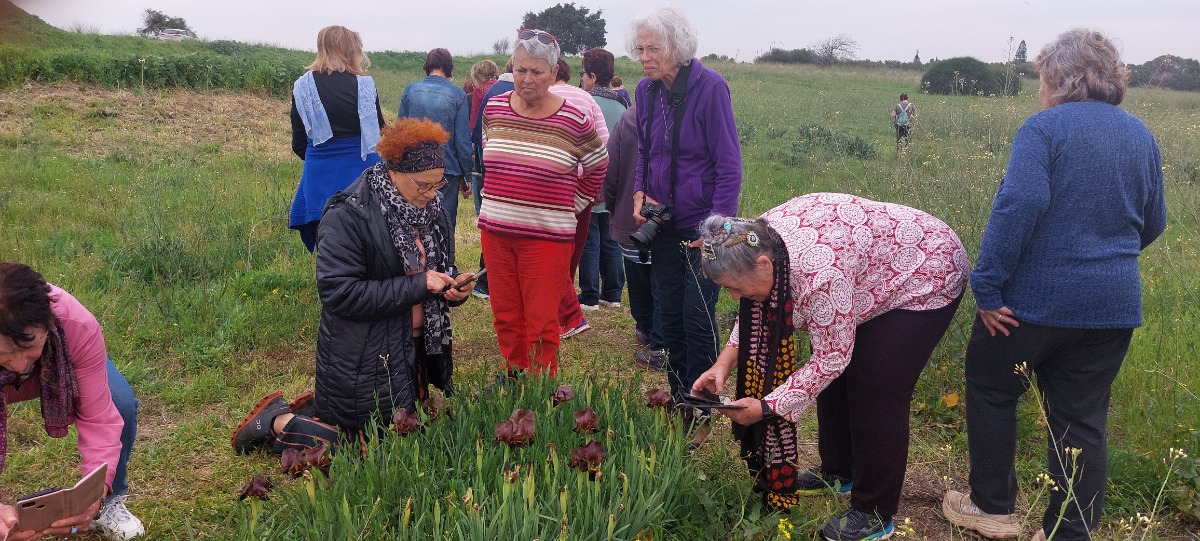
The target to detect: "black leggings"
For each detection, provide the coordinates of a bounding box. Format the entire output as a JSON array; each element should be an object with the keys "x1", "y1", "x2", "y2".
[{"x1": 816, "y1": 295, "x2": 962, "y2": 518}]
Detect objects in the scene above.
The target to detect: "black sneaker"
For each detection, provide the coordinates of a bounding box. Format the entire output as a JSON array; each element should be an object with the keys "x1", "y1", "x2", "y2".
[
  {"x1": 288, "y1": 390, "x2": 317, "y2": 418},
  {"x1": 822, "y1": 509, "x2": 894, "y2": 541},
  {"x1": 634, "y1": 348, "x2": 667, "y2": 373},
  {"x1": 232, "y1": 391, "x2": 291, "y2": 453},
  {"x1": 797, "y1": 466, "x2": 854, "y2": 495}
]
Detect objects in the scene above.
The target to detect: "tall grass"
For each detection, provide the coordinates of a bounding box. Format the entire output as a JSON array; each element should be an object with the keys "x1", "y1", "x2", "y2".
[{"x1": 0, "y1": 49, "x2": 1197, "y2": 538}]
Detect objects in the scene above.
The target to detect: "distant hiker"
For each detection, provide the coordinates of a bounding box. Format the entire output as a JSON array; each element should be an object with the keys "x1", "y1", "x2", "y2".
[
  {"x1": 891, "y1": 93, "x2": 917, "y2": 146},
  {"x1": 289, "y1": 25, "x2": 385, "y2": 253}
]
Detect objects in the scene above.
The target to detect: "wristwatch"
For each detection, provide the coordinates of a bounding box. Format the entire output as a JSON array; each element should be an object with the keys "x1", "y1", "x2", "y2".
[{"x1": 760, "y1": 399, "x2": 777, "y2": 421}]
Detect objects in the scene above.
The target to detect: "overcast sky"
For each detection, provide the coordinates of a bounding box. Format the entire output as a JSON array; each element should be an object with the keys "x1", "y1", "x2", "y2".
[{"x1": 13, "y1": 0, "x2": 1199, "y2": 64}]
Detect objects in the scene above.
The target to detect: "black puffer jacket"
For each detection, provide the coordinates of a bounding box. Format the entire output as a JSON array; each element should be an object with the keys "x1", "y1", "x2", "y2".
[{"x1": 313, "y1": 166, "x2": 458, "y2": 431}]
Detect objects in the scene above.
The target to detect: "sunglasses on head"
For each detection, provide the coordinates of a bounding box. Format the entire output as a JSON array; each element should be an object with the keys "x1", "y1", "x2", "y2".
[{"x1": 518, "y1": 28, "x2": 556, "y2": 44}]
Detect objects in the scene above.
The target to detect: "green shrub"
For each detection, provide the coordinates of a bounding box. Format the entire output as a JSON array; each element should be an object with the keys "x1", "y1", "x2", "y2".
[
  {"x1": 921, "y1": 57, "x2": 1021, "y2": 96},
  {"x1": 233, "y1": 375, "x2": 703, "y2": 540},
  {"x1": 791, "y1": 124, "x2": 877, "y2": 159}
]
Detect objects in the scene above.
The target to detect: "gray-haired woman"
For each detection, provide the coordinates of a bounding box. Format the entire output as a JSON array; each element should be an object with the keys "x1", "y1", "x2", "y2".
[
  {"x1": 691, "y1": 194, "x2": 968, "y2": 541},
  {"x1": 626, "y1": 7, "x2": 742, "y2": 438},
  {"x1": 477, "y1": 28, "x2": 607, "y2": 377},
  {"x1": 943, "y1": 29, "x2": 1166, "y2": 541}
]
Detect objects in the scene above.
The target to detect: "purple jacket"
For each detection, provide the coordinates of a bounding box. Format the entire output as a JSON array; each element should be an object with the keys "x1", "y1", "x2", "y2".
[
  {"x1": 603, "y1": 106, "x2": 640, "y2": 243},
  {"x1": 633, "y1": 58, "x2": 742, "y2": 229}
]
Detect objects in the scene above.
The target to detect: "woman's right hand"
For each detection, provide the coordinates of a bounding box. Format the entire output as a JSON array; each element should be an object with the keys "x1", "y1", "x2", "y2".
[
  {"x1": 1, "y1": 502, "x2": 39, "y2": 541},
  {"x1": 692, "y1": 345, "x2": 739, "y2": 395},
  {"x1": 632, "y1": 191, "x2": 660, "y2": 225},
  {"x1": 425, "y1": 271, "x2": 456, "y2": 295}
]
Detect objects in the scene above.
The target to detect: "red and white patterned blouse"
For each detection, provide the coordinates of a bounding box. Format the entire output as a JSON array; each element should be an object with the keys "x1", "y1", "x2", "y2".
[{"x1": 727, "y1": 193, "x2": 970, "y2": 422}]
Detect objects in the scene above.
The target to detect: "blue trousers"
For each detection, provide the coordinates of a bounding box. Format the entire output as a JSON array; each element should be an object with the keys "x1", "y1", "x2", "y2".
[
  {"x1": 438, "y1": 175, "x2": 464, "y2": 258},
  {"x1": 578, "y1": 211, "x2": 625, "y2": 305},
  {"x1": 622, "y1": 245, "x2": 663, "y2": 350},
  {"x1": 106, "y1": 359, "x2": 138, "y2": 501},
  {"x1": 649, "y1": 226, "x2": 720, "y2": 400}
]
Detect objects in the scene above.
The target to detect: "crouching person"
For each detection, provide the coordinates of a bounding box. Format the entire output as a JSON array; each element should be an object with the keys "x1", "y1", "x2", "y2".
[
  {"x1": 233, "y1": 118, "x2": 471, "y2": 453},
  {"x1": 0, "y1": 262, "x2": 145, "y2": 540}
]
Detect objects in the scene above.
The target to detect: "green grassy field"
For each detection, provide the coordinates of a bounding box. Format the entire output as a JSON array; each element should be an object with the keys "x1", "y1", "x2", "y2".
[{"x1": 1, "y1": 8, "x2": 1199, "y2": 539}]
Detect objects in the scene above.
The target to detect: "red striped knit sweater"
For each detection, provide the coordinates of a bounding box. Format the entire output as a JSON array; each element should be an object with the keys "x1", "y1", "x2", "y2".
[{"x1": 478, "y1": 92, "x2": 608, "y2": 242}]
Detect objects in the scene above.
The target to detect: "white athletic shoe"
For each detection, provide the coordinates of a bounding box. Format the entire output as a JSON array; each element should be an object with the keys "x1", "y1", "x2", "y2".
[{"x1": 94, "y1": 495, "x2": 146, "y2": 540}]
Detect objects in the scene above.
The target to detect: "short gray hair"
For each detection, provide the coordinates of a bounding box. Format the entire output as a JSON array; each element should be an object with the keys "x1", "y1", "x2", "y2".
[
  {"x1": 627, "y1": 6, "x2": 698, "y2": 66},
  {"x1": 515, "y1": 30, "x2": 560, "y2": 70},
  {"x1": 697, "y1": 214, "x2": 780, "y2": 281},
  {"x1": 1036, "y1": 28, "x2": 1129, "y2": 106}
]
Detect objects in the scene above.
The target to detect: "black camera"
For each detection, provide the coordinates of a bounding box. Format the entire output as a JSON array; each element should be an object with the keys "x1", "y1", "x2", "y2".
[{"x1": 630, "y1": 202, "x2": 672, "y2": 251}]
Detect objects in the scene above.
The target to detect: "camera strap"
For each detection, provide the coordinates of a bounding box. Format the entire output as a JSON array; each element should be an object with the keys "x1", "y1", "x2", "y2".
[{"x1": 639, "y1": 61, "x2": 693, "y2": 210}]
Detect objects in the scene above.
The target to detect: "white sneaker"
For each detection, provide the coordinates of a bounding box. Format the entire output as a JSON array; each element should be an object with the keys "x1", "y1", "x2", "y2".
[
  {"x1": 93, "y1": 495, "x2": 146, "y2": 540},
  {"x1": 599, "y1": 300, "x2": 622, "y2": 308}
]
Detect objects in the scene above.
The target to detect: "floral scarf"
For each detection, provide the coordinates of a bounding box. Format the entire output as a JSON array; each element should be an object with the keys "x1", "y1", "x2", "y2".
[
  {"x1": 731, "y1": 226, "x2": 801, "y2": 511},
  {"x1": 366, "y1": 164, "x2": 453, "y2": 356},
  {"x1": 0, "y1": 321, "x2": 78, "y2": 474}
]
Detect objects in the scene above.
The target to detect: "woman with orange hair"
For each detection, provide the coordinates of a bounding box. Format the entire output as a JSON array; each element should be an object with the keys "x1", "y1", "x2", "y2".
[{"x1": 234, "y1": 119, "x2": 474, "y2": 449}]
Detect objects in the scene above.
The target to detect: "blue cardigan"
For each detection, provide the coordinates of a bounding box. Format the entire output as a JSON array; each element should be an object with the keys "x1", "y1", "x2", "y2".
[{"x1": 971, "y1": 101, "x2": 1166, "y2": 328}]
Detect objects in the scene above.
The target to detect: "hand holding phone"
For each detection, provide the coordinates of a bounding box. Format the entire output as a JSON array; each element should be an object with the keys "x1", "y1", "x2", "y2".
[
  {"x1": 679, "y1": 389, "x2": 746, "y2": 410},
  {"x1": 453, "y1": 268, "x2": 486, "y2": 291},
  {"x1": 14, "y1": 463, "x2": 107, "y2": 534}
]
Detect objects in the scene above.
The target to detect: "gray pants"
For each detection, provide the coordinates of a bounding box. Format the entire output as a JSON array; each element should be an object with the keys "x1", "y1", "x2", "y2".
[{"x1": 964, "y1": 317, "x2": 1132, "y2": 541}]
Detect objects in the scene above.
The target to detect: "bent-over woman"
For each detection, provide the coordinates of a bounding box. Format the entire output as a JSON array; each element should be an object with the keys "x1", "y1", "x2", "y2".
[{"x1": 692, "y1": 193, "x2": 969, "y2": 541}]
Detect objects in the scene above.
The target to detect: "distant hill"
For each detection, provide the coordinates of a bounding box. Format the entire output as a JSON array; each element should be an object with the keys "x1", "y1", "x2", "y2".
[{"x1": 0, "y1": 0, "x2": 67, "y2": 46}]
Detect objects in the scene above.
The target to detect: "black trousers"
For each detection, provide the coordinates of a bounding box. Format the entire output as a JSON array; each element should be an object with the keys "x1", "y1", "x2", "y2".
[
  {"x1": 816, "y1": 295, "x2": 962, "y2": 518},
  {"x1": 965, "y1": 317, "x2": 1132, "y2": 540}
]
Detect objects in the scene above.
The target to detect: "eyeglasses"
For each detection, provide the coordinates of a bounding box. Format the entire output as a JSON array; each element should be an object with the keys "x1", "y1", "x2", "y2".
[
  {"x1": 633, "y1": 45, "x2": 664, "y2": 57},
  {"x1": 518, "y1": 28, "x2": 557, "y2": 44},
  {"x1": 405, "y1": 173, "x2": 448, "y2": 194}
]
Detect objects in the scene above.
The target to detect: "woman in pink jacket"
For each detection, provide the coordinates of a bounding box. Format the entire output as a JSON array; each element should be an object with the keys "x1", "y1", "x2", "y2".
[{"x1": 0, "y1": 263, "x2": 143, "y2": 540}]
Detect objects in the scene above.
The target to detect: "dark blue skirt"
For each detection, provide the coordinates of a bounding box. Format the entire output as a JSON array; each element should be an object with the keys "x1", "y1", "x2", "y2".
[{"x1": 289, "y1": 135, "x2": 381, "y2": 252}]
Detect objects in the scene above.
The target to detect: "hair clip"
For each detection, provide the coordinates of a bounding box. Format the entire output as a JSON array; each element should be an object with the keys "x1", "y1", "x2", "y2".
[
  {"x1": 722, "y1": 232, "x2": 760, "y2": 248},
  {"x1": 701, "y1": 241, "x2": 717, "y2": 260},
  {"x1": 722, "y1": 221, "x2": 733, "y2": 232}
]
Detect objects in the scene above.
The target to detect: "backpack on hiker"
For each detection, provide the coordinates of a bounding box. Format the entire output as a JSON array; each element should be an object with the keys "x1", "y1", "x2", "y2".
[{"x1": 895, "y1": 103, "x2": 912, "y2": 127}]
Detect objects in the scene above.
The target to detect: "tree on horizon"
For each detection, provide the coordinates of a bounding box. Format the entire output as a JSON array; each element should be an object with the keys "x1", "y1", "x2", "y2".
[
  {"x1": 138, "y1": 8, "x2": 190, "y2": 36},
  {"x1": 521, "y1": 3, "x2": 606, "y2": 56}
]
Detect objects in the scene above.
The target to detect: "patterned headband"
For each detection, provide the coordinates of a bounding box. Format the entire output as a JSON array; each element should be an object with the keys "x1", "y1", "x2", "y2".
[{"x1": 386, "y1": 140, "x2": 445, "y2": 172}]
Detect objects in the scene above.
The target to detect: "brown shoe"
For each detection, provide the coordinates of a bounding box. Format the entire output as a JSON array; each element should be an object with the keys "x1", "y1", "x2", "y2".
[{"x1": 232, "y1": 391, "x2": 290, "y2": 453}]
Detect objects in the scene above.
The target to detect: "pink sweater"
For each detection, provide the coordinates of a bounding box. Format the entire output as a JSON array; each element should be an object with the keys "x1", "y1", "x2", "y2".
[{"x1": 2, "y1": 285, "x2": 122, "y2": 489}]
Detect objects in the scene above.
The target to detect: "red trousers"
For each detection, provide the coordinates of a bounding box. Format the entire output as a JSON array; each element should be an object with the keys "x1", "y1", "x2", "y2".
[
  {"x1": 482, "y1": 230, "x2": 572, "y2": 376},
  {"x1": 558, "y1": 208, "x2": 592, "y2": 329}
]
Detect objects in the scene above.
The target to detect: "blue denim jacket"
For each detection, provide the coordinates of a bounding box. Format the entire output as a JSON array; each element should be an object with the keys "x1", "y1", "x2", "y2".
[{"x1": 398, "y1": 75, "x2": 473, "y2": 177}]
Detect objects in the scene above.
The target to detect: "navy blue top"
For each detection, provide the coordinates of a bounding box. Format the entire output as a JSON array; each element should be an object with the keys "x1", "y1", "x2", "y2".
[{"x1": 971, "y1": 101, "x2": 1167, "y2": 328}]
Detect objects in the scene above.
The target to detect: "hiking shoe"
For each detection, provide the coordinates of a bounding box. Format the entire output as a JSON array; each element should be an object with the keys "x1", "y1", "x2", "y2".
[
  {"x1": 471, "y1": 287, "x2": 489, "y2": 300},
  {"x1": 797, "y1": 466, "x2": 854, "y2": 495},
  {"x1": 560, "y1": 319, "x2": 591, "y2": 339},
  {"x1": 288, "y1": 390, "x2": 316, "y2": 418},
  {"x1": 634, "y1": 348, "x2": 667, "y2": 373},
  {"x1": 635, "y1": 330, "x2": 650, "y2": 347},
  {"x1": 942, "y1": 490, "x2": 1021, "y2": 538},
  {"x1": 822, "y1": 509, "x2": 894, "y2": 541},
  {"x1": 600, "y1": 300, "x2": 622, "y2": 308},
  {"x1": 94, "y1": 494, "x2": 146, "y2": 540},
  {"x1": 580, "y1": 302, "x2": 600, "y2": 311},
  {"x1": 232, "y1": 391, "x2": 291, "y2": 453}
]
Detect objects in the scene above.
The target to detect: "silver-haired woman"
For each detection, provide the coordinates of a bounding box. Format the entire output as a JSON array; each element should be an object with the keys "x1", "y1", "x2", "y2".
[
  {"x1": 626, "y1": 7, "x2": 742, "y2": 438},
  {"x1": 477, "y1": 28, "x2": 607, "y2": 378},
  {"x1": 692, "y1": 194, "x2": 968, "y2": 541},
  {"x1": 943, "y1": 29, "x2": 1166, "y2": 541}
]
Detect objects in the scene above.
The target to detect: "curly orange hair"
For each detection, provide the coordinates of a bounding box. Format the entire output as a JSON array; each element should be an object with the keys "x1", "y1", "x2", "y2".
[{"x1": 376, "y1": 118, "x2": 450, "y2": 164}]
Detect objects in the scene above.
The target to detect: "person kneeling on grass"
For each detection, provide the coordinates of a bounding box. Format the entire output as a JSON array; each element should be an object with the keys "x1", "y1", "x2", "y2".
[
  {"x1": 0, "y1": 262, "x2": 145, "y2": 541},
  {"x1": 691, "y1": 194, "x2": 969, "y2": 541},
  {"x1": 234, "y1": 118, "x2": 472, "y2": 454}
]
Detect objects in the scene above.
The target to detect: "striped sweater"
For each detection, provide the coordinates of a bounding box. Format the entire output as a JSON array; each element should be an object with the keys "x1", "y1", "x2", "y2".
[{"x1": 478, "y1": 92, "x2": 608, "y2": 242}]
